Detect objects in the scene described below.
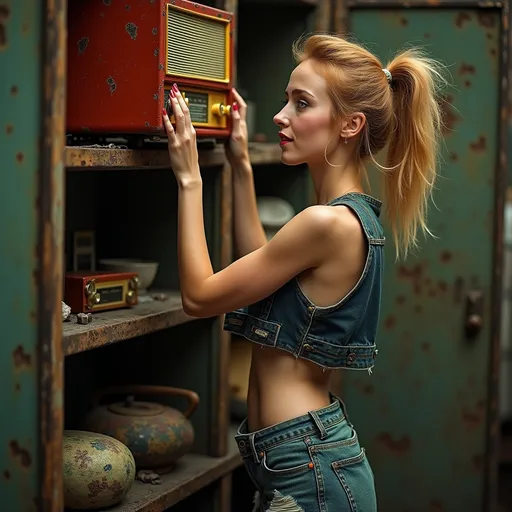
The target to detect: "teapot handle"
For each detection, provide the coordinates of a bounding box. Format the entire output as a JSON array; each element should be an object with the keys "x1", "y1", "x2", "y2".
[{"x1": 91, "y1": 385, "x2": 199, "y2": 419}]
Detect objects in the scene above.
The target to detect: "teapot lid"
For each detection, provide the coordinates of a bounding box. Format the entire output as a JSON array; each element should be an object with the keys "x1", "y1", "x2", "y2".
[{"x1": 107, "y1": 395, "x2": 164, "y2": 417}]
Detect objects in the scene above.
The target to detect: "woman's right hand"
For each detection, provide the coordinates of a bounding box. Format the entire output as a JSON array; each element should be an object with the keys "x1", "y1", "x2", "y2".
[{"x1": 226, "y1": 88, "x2": 250, "y2": 167}]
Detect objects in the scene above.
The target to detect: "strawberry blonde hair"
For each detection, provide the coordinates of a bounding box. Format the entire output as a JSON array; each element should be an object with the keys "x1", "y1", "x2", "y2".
[{"x1": 293, "y1": 34, "x2": 445, "y2": 257}]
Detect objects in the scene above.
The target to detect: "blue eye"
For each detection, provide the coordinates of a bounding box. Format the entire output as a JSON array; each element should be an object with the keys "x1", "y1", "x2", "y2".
[{"x1": 297, "y1": 100, "x2": 308, "y2": 109}]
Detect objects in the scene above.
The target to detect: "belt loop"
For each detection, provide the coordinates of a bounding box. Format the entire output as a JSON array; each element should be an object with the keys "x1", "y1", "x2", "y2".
[
  {"x1": 248, "y1": 433, "x2": 261, "y2": 463},
  {"x1": 309, "y1": 410, "x2": 328, "y2": 440},
  {"x1": 335, "y1": 396, "x2": 353, "y2": 428}
]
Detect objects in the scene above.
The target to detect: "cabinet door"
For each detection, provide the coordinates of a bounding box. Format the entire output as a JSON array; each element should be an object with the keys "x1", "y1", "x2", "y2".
[{"x1": 343, "y1": 8, "x2": 502, "y2": 511}]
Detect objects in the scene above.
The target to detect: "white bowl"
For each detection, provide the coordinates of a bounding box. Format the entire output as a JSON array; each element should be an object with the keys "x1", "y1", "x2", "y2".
[{"x1": 99, "y1": 258, "x2": 159, "y2": 293}]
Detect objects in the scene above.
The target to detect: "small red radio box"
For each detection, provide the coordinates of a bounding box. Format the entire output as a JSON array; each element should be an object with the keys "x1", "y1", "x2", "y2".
[{"x1": 66, "y1": 0, "x2": 235, "y2": 140}]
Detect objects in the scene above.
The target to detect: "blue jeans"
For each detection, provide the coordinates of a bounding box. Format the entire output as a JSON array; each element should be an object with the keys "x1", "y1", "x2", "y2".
[{"x1": 235, "y1": 395, "x2": 377, "y2": 512}]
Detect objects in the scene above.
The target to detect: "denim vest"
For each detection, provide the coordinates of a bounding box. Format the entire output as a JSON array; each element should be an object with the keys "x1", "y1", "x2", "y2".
[{"x1": 223, "y1": 193, "x2": 385, "y2": 371}]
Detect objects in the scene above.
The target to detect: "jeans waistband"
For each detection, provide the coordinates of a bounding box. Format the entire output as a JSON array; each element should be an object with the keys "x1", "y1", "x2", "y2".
[{"x1": 234, "y1": 394, "x2": 352, "y2": 463}]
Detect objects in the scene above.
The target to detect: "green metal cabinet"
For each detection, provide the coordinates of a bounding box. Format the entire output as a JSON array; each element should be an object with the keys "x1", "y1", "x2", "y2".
[{"x1": 341, "y1": 6, "x2": 506, "y2": 512}]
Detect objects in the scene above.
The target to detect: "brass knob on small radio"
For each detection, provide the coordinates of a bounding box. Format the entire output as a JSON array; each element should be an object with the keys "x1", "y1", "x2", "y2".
[
  {"x1": 87, "y1": 292, "x2": 101, "y2": 309},
  {"x1": 85, "y1": 279, "x2": 96, "y2": 296},
  {"x1": 212, "y1": 103, "x2": 227, "y2": 117},
  {"x1": 126, "y1": 290, "x2": 137, "y2": 305},
  {"x1": 129, "y1": 276, "x2": 140, "y2": 290}
]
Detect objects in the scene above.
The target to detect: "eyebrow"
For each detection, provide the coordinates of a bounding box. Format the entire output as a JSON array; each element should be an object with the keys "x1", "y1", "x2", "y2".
[{"x1": 285, "y1": 88, "x2": 315, "y2": 99}]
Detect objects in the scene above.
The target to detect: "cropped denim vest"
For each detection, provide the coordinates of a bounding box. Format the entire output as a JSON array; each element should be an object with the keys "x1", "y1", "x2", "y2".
[{"x1": 223, "y1": 193, "x2": 385, "y2": 371}]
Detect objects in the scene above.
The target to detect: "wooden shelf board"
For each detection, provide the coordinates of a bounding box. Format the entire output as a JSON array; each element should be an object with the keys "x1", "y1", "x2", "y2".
[
  {"x1": 241, "y1": 0, "x2": 317, "y2": 4},
  {"x1": 65, "y1": 142, "x2": 282, "y2": 170},
  {"x1": 97, "y1": 425, "x2": 242, "y2": 512},
  {"x1": 63, "y1": 292, "x2": 194, "y2": 356}
]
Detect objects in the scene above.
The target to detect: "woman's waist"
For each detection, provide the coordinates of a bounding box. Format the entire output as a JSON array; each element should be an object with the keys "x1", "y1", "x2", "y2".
[{"x1": 238, "y1": 393, "x2": 352, "y2": 456}]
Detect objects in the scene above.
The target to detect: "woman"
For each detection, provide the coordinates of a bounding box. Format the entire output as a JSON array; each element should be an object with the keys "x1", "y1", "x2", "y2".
[{"x1": 162, "y1": 34, "x2": 444, "y2": 512}]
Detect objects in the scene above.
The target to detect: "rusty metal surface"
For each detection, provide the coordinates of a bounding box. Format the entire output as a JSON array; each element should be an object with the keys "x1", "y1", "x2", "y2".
[
  {"x1": 0, "y1": 0, "x2": 65, "y2": 510},
  {"x1": 62, "y1": 293, "x2": 194, "y2": 356},
  {"x1": 65, "y1": 143, "x2": 281, "y2": 170},
  {"x1": 340, "y1": 8, "x2": 504, "y2": 511}
]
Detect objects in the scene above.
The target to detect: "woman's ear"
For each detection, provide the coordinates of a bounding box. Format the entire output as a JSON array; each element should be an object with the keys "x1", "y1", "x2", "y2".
[{"x1": 340, "y1": 112, "x2": 366, "y2": 140}]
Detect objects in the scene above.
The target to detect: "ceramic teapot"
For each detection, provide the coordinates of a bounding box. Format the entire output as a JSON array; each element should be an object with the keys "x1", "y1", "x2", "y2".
[{"x1": 83, "y1": 385, "x2": 199, "y2": 473}]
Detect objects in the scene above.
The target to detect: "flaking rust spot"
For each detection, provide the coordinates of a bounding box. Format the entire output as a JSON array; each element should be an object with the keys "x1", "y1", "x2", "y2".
[
  {"x1": 13, "y1": 345, "x2": 31, "y2": 367},
  {"x1": 77, "y1": 37, "x2": 89, "y2": 55},
  {"x1": 0, "y1": 5, "x2": 10, "y2": 49},
  {"x1": 103, "y1": 0, "x2": 112, "y2": 5},
  {"x1": 469, "y1": 135, "x2": 486, "y2": 152},
  {"x1": 458, "y1": 63, "x2": 476, "y2": 75},
  {"x1": 439, "y1": 94, "x2": 460, "y2": 135},
  {"x1": 375, "y1": 433, "x2": 411, "y2": 456},
  {"x1": 9, "y1": 440, "x2": 32, "y2": 468},
  {"x1": 455, "y1": 11, "x2": 471, "y2": 28},
  {"x1": 125, "y1": 22, "x2": 138, "y2": 40}
]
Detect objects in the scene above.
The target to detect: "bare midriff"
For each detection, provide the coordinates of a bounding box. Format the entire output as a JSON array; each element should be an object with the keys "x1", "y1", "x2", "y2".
[{"x1": 246, "y1": 344, "x2": 333, "y2": 432}]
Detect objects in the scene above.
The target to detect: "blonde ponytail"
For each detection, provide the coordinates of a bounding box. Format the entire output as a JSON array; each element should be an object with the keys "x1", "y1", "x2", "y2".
[
  {"x1": 385, "y1": 50, "x2": 445, "y2": 257},
  {"x1": 293, "y1": 35, "x2": 446, "y2": 258}
]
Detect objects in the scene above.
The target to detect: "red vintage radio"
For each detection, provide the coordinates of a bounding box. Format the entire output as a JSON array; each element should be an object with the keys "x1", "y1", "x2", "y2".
[{"x1": 66, "y1": 0, "x2": 234, "y2": 143}]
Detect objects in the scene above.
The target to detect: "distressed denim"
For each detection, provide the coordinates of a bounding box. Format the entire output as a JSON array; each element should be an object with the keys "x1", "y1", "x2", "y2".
[
  {"x1": 224, "y1": 193, "x2": 385, "y2": 371},
  {"x1": 235, "y1": 395, "x2": 377, "y2": 512}
]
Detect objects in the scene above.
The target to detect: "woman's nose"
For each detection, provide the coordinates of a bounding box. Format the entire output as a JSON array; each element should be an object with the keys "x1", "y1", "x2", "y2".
[{"x1": 273, "y1": 108, "x2": 288, "y2": 128}]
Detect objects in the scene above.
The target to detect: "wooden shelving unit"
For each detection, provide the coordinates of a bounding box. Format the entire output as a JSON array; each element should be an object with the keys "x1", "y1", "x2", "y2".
[{"x1": 1, "y1": 0, "x2": 328, "y2": 511}]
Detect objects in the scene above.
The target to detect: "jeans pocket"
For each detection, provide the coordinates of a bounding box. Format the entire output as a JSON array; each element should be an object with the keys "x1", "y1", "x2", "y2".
[
  {"x1": 332, "y1": 448, "x2": 377, "y2": 512},
  {"x1": 261, "y1": 439, "x2": 312, "y2": 476}
]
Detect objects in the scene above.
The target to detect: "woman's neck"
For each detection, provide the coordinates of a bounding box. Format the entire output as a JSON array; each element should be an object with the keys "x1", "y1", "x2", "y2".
[{"x1": 309, "y1": 159, "x2": 363, "y2": 205}]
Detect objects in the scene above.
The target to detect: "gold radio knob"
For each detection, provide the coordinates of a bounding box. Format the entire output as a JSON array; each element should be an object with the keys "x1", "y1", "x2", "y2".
[
  {"x1": 182, "y1": 92, "x2": 190, "y2": 106},
  {"x1": 225, "y1": 104, "x2": 232, "y2": 116},
  {"x1": 129, "y1": 276, "x2": 140, "y2": 290},
  {"x1": 87, "y1": 292, "x2": 101, "y2": 309},
  {"x1": 85, "y1": 279, "x2": 96, "y2": 296},
  {"x1": 212, "y1": 103, "x2": 227, "y2": 117},
  {"x1": 126, "y1": 290, "x2": 137, "y2": 305}
]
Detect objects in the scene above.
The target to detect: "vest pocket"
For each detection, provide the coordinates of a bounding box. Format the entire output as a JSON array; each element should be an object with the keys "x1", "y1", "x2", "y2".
[
  {"x1": 331, "y1": 448, "x2": 377, "y2": 512},
  {"x1": 223, "y1": 310, "x2": 281, "y2": 347}
]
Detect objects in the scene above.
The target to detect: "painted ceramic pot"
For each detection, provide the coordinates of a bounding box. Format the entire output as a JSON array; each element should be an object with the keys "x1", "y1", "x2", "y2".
[
  {"x1": 63, "y1": 430, "x2": 135, "y2": 510},
  {"x1": 83, "y1": 385, "x2": 199, "y2": 473}
]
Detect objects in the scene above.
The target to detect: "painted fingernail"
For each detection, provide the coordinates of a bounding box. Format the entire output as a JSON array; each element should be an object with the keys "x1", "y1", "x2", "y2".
[
  {"x1": 162, "y1": 108, "x2": 167, "y2": 116},
  {"x1": 233, "y1": 102, "x2": 238, "y2": 111},
  {"x1": 172, "y1": 83, "x2": 178, "y2": 91},
  {"x1": 170, "y1": 89, "x2": 175, "y2": 98}
]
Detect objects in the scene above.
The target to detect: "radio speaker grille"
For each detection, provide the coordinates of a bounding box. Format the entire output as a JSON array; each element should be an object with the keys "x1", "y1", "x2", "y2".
[{"x1": 167, "y1": 7, "x2": 228, "y2": 81}]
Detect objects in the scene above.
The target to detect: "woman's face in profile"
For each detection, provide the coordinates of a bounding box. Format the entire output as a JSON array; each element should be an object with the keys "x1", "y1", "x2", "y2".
[{"x1": 273, "y1": 59, "x2": 338, "y2": 167}]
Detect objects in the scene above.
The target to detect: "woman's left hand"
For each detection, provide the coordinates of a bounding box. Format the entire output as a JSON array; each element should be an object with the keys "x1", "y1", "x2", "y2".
[{"x1": 162, "y1": 83, "x2": 201, "y2": 185}]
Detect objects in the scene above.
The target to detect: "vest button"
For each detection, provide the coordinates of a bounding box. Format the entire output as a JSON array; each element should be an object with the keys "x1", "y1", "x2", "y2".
[
  {"x1": 303, "y1": 343, "x2": 313, "y2": 351},
  {"x1": 346, "y1": 352, "x2": 356, "y2": 364},
  {"x1": 308, "y1": 306, "x2": 315, "y2": 312}
]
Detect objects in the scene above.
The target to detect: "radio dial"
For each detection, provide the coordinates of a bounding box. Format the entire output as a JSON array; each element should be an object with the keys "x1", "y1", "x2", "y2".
[
  {"x1": 87, "y1": 292, "x2": 101, "y2": 309},
  {"x1": 129, "y1": 276, "x2": 140, "y2": 290},
  {"x1": 166, "y1": 93, "x2": 189, "y2": 117},
  {"x1": 85, "y1": 279, "x2": 96, "y2": 296},
  {"x1": 126, "y1": 290, "x2": 137, "y2": 305},
  {"x1": 212, "y1": 103, "x2": 228, "y2": 117}
]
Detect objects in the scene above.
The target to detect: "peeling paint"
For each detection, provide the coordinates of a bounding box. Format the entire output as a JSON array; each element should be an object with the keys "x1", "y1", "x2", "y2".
[
  {"x1": 77, "y1": 37, "x2": 89, "y2": 55},
  {"x1": 125, "y1": 22, "x2": 138, "y2": 40}
]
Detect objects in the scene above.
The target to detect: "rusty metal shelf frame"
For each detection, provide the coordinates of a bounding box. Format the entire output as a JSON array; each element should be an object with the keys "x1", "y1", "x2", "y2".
[{"x1": 65, "y1": 142, "x2": 283, "y2": 170}]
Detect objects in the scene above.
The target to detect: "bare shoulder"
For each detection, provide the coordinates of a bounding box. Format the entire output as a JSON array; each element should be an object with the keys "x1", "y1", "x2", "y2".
[{"x1": 296, "y1": 205, "x2": 364, "y2": 241}]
